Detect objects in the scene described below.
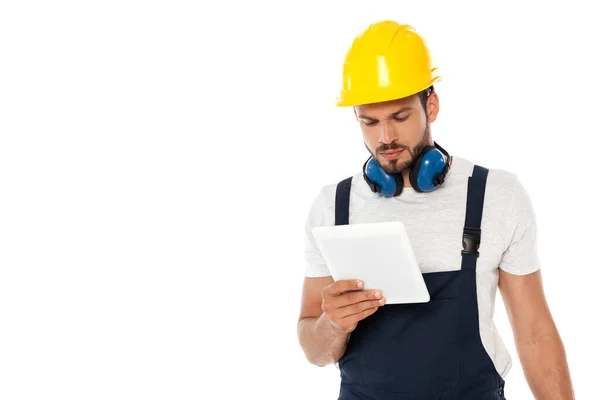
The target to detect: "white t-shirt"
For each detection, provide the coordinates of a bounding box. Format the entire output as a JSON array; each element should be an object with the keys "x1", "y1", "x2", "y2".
[{"x1": 303, "y1": 155, "x2": 541, "y2": 379}]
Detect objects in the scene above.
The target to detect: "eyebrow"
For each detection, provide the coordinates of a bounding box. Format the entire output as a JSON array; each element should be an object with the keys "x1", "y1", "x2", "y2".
[{"x1": 358, "y1": 106, "x2": 412, "y2": 121}]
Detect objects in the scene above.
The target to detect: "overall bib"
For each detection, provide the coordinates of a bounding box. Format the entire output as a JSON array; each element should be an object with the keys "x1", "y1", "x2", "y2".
[{"x1": 334, "y1": 165, "x2": 507, "y2": 400}]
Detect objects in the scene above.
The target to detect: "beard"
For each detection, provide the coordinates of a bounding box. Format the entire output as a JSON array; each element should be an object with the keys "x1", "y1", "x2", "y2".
[{"x1": 365, "y1": 125, "x2": 432, "y2": 175}]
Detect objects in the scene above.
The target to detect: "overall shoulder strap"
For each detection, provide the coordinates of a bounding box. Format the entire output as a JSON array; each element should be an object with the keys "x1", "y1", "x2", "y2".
[
  {"x1": 334, "y1": 177, "x2": 353, "y2": 226},
  {"x1": 461, "y1": 165, "x2": 489, "y2": 271}
]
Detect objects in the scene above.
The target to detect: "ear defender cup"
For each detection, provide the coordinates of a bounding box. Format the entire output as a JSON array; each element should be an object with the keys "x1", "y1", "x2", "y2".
[
  {"x1": 363, "y1": 157, "x2": 404, "y2": 197},
  {"x1": 363, "y1": 141, "x2": 452, "y2": 197},
  {"x1": 409, "y1": 141, "x2": 452, "y2": 192}
]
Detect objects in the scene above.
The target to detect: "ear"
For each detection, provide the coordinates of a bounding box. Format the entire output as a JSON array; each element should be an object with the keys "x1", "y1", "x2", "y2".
[
  {"x1": 426, "y1": 91, "x2": 440, "y2": 123},
  {"x1": 353, "y1": 106, "x2": 358, "y2": 120}
]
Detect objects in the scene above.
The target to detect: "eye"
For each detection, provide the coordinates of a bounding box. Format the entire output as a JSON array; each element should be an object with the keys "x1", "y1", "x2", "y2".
[
  {"x1": 394, "y1": 116, "x2": 408, "y2": 122},
  {"x1": 364, "y1": 120, "x2": 378, "y2": 126}
]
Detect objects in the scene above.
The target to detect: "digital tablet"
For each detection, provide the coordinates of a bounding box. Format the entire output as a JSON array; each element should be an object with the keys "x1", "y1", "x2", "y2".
[{"x1": 312, "y1": 221, "x2": 430, "y2": 304}]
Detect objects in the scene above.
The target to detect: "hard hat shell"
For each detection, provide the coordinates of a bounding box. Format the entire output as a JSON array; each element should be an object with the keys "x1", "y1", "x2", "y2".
[{"x1": 336, "y1": 20, "x2": 442, "y2": 107}]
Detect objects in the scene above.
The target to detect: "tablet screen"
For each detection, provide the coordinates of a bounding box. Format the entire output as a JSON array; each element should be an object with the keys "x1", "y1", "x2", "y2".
[{"x1": 312, "y1": 221, "x2": 430, "y2": 304}]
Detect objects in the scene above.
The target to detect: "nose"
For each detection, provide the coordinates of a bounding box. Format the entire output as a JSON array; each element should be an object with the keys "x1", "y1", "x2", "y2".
[{"x1": 378, "y1": 120, "x2": 396, "y2": 145}]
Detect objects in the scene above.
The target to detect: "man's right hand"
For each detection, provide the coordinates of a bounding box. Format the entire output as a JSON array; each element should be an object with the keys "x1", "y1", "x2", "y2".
[{"x1": 320, "y1": 279, "x2": 386, "y2": 334}]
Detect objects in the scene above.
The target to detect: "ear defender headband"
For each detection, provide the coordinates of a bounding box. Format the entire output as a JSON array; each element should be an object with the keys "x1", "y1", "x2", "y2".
[{"x1": 363, "y1": 141, "x2": 452, "y2": 197}]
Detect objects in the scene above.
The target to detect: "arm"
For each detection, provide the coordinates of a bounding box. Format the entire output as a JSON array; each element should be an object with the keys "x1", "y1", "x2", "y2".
[
  {"x1": 298, "y1": 189, "x2": 350, "y2": 366},
  {"x1": 297, "y1": 276, "x2": 384, "y2": 366},
  {"x1": 498, "y1": 269, "x2": 575, "y2": 399},
  {"x1": 297, "y1": 187, "x2": 385, "y2": 366},
  {"x1": 297, "y1": 276, "x2": 349, "y2": 367}
]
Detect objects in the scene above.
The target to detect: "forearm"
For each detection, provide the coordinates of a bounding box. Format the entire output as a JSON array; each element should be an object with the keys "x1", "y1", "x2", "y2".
[
  {"x1": 516, "y1": 326, "x2": 575, "y2": 399},
  {"x1": 297, "y1": 313, "x2": 349, "y2": 366}
]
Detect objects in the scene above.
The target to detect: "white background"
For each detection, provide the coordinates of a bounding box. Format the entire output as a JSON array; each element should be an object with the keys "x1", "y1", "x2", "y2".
[{"x1": 0, "y1": 1, "x2": 598, "y2": 399}]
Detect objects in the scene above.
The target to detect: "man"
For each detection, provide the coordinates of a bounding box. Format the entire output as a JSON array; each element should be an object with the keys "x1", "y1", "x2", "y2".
[{"x1": 297, "y1": 20, "x2": 575, "y2": 399}]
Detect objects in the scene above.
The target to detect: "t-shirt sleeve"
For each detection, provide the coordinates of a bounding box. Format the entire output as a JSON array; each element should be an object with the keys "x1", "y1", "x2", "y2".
[
  {"x1": 498, "y1": 176, "x2": 542, "y2": 275},
  {"x1": 303, "y1": 187, "x2": 333, "y2": 278}
]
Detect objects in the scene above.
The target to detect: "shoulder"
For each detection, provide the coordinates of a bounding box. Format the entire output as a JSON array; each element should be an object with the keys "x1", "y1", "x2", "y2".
[
  {"x1": 309, "y1": 172, "x2": 366, "y2": 207},
  {"x1": 304, "y1": 171, "x2": 368, "y2": 226},
  {"x1": 308, "y1": 181, "x2": 338, "y2": 210},
  {"x1": 485, "y1": 165, "x2": 529, "y2": 209},
  {"x1": 304, "y1": 180, "x2": 340, "y2": 228},
  {"x1": 453, "y1": 157, "x2": 535, "y2": 227},
  {"x1": 452, "y1": 156, "x2": 524, "y2": 201}
]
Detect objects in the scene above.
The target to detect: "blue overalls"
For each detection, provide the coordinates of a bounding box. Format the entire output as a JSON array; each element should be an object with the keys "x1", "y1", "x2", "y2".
[{"x1": 334, "y1": 165, "x2": 507, "y2": 400}]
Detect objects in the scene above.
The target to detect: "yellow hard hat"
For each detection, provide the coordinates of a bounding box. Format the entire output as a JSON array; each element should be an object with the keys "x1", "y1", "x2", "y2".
[{"x1": 336, "y1": 20, "x2": 441, "y2": 107}]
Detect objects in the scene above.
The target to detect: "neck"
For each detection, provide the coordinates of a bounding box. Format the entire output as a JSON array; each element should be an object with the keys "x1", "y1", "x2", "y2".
[{"x1": 402, "y1": 169, "x2": 412, "y2": 188}]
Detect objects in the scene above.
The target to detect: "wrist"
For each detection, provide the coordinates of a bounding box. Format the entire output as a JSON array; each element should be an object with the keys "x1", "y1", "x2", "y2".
[{"x1": 321, "y1": 313, "x2": 350, "y2": 338}]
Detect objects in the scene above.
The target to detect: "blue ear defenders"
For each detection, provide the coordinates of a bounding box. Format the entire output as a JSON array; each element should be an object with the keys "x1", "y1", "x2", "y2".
[{"x1": 363, "y1": 141, "x2": 452, "y2": 197}]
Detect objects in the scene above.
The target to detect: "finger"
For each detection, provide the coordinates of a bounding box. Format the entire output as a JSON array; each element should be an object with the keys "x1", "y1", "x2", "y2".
[
  {"x1": 322, "y1": 290, "x2": 378, "y2": 318},
  {"x1": 337, "y1": 305, "x2": 380, "y2": 330},
  {"x1": 325, "y1": 279, "x2": 363, "y2": 297},
  {"x1": 336, "y1": 297, "x2": 386, "y2": 319},
  {"x1": 332, "y1": 289, "x2": 382, "y2": 308}
]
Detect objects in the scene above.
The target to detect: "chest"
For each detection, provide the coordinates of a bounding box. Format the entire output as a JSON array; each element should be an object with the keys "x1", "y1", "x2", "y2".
[{"x1": 347, "y1": 195, "x2": 508, "y2": 274}]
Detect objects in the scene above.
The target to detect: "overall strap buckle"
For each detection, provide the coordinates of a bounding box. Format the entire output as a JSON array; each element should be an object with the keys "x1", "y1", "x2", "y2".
[{"x1": 461, "y1": 227, "x2": 481, "y2": 258}]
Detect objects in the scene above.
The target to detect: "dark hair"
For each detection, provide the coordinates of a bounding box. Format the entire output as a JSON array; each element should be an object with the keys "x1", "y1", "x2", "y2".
[{"x1": 418, "y1": 85, "x2": 434, "y2": 111}]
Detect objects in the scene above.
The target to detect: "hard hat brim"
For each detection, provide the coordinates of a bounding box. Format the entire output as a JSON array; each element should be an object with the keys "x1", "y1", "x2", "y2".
[{"x1": 336, "y1": 75, "x2": 442, "y2": 107}]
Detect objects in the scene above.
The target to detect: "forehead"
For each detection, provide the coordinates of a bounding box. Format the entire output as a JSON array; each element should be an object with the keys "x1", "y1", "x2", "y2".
[{"x1": 355, "y1": 95, "x2": 419, "y2": 116}]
